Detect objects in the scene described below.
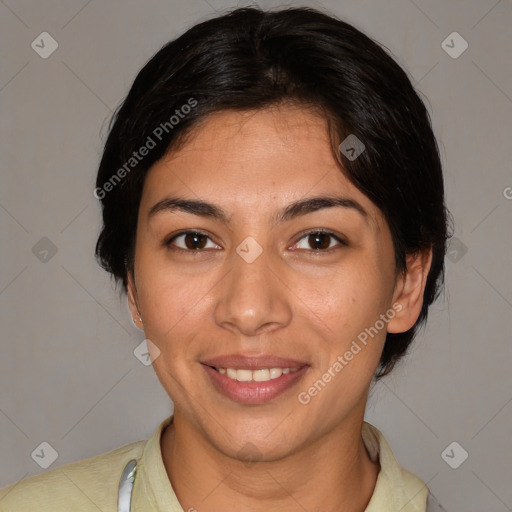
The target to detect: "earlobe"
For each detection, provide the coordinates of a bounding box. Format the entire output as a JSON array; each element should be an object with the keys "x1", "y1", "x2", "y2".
[
  {"x1": 387, "y1": 248, "x2": 433, "y2": 334},
  {"x1": 127, "y1": 271, "x2": 144, "y2": 329}
]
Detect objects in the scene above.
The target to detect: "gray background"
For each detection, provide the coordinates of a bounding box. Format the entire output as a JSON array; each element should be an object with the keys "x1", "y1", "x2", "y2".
[{"x1": 1, "y1": 0, "x2": 511, "y2": 510}]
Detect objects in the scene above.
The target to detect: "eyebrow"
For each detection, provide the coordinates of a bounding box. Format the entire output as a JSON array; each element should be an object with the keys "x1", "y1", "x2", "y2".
[{"x1": 147, "y1": 195, "x2": 368, "y2": 225}]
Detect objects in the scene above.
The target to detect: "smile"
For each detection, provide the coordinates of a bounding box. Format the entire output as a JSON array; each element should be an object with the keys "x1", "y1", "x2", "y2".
[
  {"x1": 214, "y1": 366, "x2": 302, "y2": 382},
  {"x1": 202, "y1": 363, "x2": 309, "y2": 404}
]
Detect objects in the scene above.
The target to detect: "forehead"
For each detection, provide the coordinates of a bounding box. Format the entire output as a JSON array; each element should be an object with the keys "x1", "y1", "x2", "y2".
[{"x1": 141, "y1": 106, "x2": 382, "y2": 228}]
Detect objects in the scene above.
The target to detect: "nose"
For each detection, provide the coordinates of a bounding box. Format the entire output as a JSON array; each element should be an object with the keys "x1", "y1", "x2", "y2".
[{"x1": 213, "y1": 243, "x2": 293, "y2": 337}]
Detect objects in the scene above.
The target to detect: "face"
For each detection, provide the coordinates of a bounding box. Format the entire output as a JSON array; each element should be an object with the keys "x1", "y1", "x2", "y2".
[{"x1": 127, "y1": 105, "x2": 427, "y2": 461}]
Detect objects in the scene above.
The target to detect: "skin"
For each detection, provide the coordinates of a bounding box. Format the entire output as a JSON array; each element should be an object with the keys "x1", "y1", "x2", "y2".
[{"x1": 127, "y1": 105, "x2": 432, "y2": 512}]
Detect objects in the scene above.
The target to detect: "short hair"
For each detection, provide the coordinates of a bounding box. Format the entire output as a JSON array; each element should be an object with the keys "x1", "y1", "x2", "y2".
[{"x1": 94, "y1": 6, "x2": 450, "y2": 380}]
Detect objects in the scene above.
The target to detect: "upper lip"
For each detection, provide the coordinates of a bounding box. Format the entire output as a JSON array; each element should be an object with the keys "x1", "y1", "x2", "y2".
[{"x1": 201, "y1": 354, "x2": 309, "y2": 370}]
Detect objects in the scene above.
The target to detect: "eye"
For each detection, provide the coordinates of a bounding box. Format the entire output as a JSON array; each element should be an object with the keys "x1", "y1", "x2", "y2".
[
  {"x1": 165, "y1": 231, "x2": 221, "y2": 252},
  {"x1": 164, "y1": 230, "x2": 346, "y2": 254},
  {"x1": 291, "y1": 230, "x2": 347, "y2": 252}
]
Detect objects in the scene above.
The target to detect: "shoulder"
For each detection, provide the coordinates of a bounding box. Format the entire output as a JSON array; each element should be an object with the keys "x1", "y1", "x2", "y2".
[
  {"x1": 0, "y1": 440, "x2": 145, "y2": 512},
  {"x1": 362, "y1": 421, "x2": 429, "y2": 511}
]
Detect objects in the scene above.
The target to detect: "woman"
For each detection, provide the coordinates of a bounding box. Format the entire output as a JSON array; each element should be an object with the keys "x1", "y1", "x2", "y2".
[{"x1": 0, "y1": 6, "x2": 449, "y2": 511}]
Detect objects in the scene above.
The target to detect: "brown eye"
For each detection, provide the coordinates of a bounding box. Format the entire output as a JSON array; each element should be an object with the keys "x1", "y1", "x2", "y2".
[
  {"x1": 308, "y1": 233, "x2": 331, "y2": 250},
  {"x1": 293, "y1": 231, "x2": 346, "y2": 252},
  {"x1": 166, "y1": 231, "x2": 220, "y2": 251}
]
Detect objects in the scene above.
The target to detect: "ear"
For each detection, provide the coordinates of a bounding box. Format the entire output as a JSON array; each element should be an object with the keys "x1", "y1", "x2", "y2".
[
  {"x1": 127, "y1": 270, "x2": 144, "y2": 330},
  {"x1": 387, "y1": 248, "x2": 433, "y2": 334}
]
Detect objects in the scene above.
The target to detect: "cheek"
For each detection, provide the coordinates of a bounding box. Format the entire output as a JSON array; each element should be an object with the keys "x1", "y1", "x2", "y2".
[
  {"x1": 139, "y1": 278, "x2": 208, "y2": 398},
  {"x1": 296, "y1": 264, "x2": 389, "y2": 335},
  {"x1": 142, "y1": 283, "x2": 208, "y2": 346},
  {"x1": 136, "y1": 242, "x2": 207, "y2": 312}
]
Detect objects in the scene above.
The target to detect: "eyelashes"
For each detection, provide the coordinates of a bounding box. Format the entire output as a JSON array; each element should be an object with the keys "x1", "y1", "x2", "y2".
[
  {"x1": 165, "y1": 231, "x2": 220, "y2": 252},
  {"x1": 164, "y1": 229, "x2": 348, "y2": 254},
  {"x1": 292, "y1": 230, "x2": 348, "y2": 251}
]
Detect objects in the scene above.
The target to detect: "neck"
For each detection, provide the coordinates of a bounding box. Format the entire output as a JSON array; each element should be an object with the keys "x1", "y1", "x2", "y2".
[{"x1": 161, "y1": 412, "x2": 380, "y2": 512}]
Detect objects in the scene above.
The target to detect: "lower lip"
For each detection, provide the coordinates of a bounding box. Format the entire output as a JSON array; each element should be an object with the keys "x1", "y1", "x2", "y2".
[{"x1": 202, "y1": 364, "x2": 309, "y2": 404}]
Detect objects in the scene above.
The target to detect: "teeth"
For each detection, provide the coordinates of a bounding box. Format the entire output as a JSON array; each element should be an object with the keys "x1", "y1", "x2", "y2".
[
  {"x1": 236, "y1": 369, "x2": 253, "y2": 382},
  {"x1": 216, "y1": 366, "x2": 301, "y2": 382}
]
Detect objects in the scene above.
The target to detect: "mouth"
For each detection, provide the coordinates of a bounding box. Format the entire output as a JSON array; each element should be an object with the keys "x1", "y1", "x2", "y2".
[
  {"x1": 206, "y1": 365, "x2": 303, "y2": 382},
  {"x1": 201, "y1": 362, "x2": 310, "y2": 404}
]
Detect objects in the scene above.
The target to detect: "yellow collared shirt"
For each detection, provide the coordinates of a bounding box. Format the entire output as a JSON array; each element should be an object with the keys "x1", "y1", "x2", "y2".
[{"x1": 0, "y1": 416, "x2": 430, "y2": 511}]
